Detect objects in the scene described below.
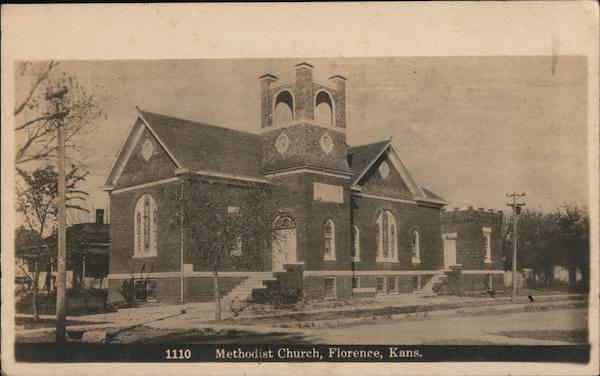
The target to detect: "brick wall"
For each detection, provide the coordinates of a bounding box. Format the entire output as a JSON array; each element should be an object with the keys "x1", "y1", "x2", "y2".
[
  {"x1": 270, "y1": 172, "x2": 352, "y2": 272},
  {"x1": 107, "y1": 277, "x2": 182, "y2": 304},
  {"x1": 303, "y1": 276, "x2": 325, "y2": 300},
  {"x1": 110, "y1": 178, "x2": 271, "y2": 277},
  {"x1": 351, "y1": 195, "x2": 444, "y2": 271},
  {"x1": 356, "y1": 274, "x2": 428, "y2": 294},
  {"x1": 157, "y1": 278, "x2": 181, "y2": 304},
  {"x1": 294, "y1": 64, "x2": 314, "y2": 120},
  {"x1": 110, "y1": 182, "x2": 182, "y2": 275},
  {"x1": 302, "y1": 275, "x2": 352, "y2": 301},
  {"x1": 108, "y1": 276, "x2": 246, "y2": 304},
  {"x1": 260, "y1": 75, "x2": 277, "y2": 129},
  {"x1": 358, "y1": 153, "x2": 414, "y2": 201},
  {"x1": 181, "y1": 180, "x2": 271, "y2": 273},
  {"x1": 321, "y1": 78, "x2": 346, "y2": 129},
  {"x1": 441, "y1": 209, "x2": 504, "y2": 269},
  {"x1": 261, "y1": 123, "x2": 349, "y2": 173},
  {"x1": 184, "y1": 276, "x2": 246, "y2": 302},
  {"x1": 335, "y1": 276, "x2": 353, "y2": 299},
  {"x1": 115, "y1": 126, "x2": 176, "y2": 189}
]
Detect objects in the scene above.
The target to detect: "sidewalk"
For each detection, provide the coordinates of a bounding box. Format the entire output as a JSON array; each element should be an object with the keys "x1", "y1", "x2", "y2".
[
  {"x1": 15, "y1": 301, "x2": 220, "y2": 335},
  {"x1": 15, "y1": 293, "x2": 587, "y2": 336}
]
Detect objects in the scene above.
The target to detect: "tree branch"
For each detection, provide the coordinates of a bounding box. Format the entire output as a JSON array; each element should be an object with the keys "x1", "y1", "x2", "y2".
[{"x1": 14, "y1": 61, "x2": 59, "y2": 117}]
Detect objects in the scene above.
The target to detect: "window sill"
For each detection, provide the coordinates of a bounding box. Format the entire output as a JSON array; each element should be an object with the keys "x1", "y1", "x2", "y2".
[
  {"x1": 133, "y1": 253, "x2": 157, "y2": 258},
  {"x1": 376, "y1": 259, "x2": 399, "y2": 263},
  {"x1": 484, "y1": 260, "x2": 493, "y2": 264},
  {"x1": 411, "y1": 260, "x2": 421, "y2": 265},
  {"x1": 323, "y1": 257, "x2": 337, "y2": 262},
  {"x1": 352, "y1": 259, "x2": 361, "y2": 263}
]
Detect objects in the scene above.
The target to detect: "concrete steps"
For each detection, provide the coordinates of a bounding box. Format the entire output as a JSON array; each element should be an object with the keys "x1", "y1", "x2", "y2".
[
  {"x1": 414, "y1": 273, "x2": 447, "y2": 296},
  {"x1": 223, "y1": 273, "x2": 274, "y2": 304}
]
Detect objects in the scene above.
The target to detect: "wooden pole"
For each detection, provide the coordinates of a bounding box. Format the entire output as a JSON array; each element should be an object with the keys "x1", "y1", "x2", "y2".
[
  {"x1": 506, "y1": 192, "x2": 525, "y2": 302},
  {"x1": 511, "y1": 200, "x2": 518, "y2": 301},
  {"x1": 47, "y1": 88, "x2": 68, "y2": 343},
  {"x1": 180, "y1": 178, "x2": 184, "y2": 303}
]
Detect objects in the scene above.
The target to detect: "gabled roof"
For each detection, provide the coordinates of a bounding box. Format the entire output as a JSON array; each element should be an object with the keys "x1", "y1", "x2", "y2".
[
  {"x1": 348, "y1": 139, "x2": 448, "y2": 206},
  {"x1": 421, "y1": 187, "x2": 446, "y2": 202},
  {"x1": 347, "y1": 140, "x2": 391, "y2": 178},
  {"x1": 138, "y1": 110, "x2": 264, "y2": 178},
  {"x1": 103, "y1": 108, "x2": 446, "y2": 205},
  {"x1": 104, "y1": 109, "x2": 265, "y2": 188}
]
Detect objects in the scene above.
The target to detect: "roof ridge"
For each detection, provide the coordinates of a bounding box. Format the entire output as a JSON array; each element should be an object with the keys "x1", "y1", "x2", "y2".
[
  {"x1": 137, "y1": 108, "x2": 260, "y2": 138},
  {"x1": 348, "y1": 139, "x2": 390, "y2": 151}
]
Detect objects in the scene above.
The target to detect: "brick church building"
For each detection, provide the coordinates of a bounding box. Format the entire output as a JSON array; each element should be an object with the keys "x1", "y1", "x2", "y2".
[{"x1": 103, "y1": 63, "x2": 504, "y2": 304}]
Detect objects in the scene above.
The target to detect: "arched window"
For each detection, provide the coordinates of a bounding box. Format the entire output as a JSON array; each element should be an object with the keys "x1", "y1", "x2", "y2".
[
  {"x1": 274, "y1": 90, "x2": 294, "y2": 125},
  {"x1": 274, "y1": 215, "x2": 295, "y2": 230},
  {"x1": 314, "y1": 90, "x2": 333, "y2": 125},
  {"x1": 323, "y1": 219, "x2": 336, "y2": 260},
  {"x1": 411, "y1": 230, "x2": 421, "y2": 264},
  {"x1": 351, "y1": 225, "x2": 360, "y2": 262},
  {"x1": 376, "y1": 210, "x2": 398, "y2": 262},
  {"x1": 483, "y1": 227, "x2": 492, "y2": 263},
  {"x1": 134, "y1": 194, "x2": 157, "y2": 257}
]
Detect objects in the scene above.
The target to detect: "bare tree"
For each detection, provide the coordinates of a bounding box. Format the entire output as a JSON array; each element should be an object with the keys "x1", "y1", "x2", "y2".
[
  {"x1": 15, "y1": 165, "x2": 89, "y2": 320},
  {"x1": 14, "y1": 60, "x2": 106, "y2": 165},
  {"x1": 167, "y1": 176, "x2": 281, "y2": 320}
]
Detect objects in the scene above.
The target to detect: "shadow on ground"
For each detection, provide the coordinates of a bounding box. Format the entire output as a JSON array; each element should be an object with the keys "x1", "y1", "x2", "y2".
[
  {"x1": 110, "y1": 326, "x2": 314, "y2": 344},
  {"x1": 493, "y1": 329, "x2": 588, "y2": 344}
]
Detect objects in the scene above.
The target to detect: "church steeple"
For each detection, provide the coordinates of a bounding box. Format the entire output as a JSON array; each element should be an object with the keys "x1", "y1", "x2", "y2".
[{"x1": 259, "y1": 63, "x2": 350, "y2": 174}]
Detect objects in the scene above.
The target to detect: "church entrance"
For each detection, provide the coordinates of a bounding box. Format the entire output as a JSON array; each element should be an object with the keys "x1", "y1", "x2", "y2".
[{"x1": 272, "y1": 215, "x2": 297, "y2": 272}]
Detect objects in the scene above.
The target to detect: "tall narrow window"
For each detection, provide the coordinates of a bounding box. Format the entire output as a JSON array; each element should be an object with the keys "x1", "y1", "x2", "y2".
[
  {"x1": 135, "y1": 212, "x2": 142, "y2": 254},
  {"x1": 231, "y1": 236, "x2": 243, "y2": 256},
  {"x1": 152, "y1": 207, "x2": 158, "y2": 252},
  {"x1": 376, "y1": 210, "x2": 398, "y2": 262},
  {"x1": 351, "y1": 225, "x2": 360, "y2": 261},
  {"x1": 323, "y1": 219, "x2": 336, "y2": 260},
  {"x1": 411, "y1": 230, "x2": 421, "y2": 264},
  {"x1": 133, "y1": 194, "x2": 158, "y2": 257},
  {"x1": 382, "y1": 212, "x2": 389, "y2": 258},
  {"x1": 483, "y1": 227, "x2": 492, "y2": 263},
  {"x1": 375, "y1": 223, "x2": 381, "y2": 258},
  {"x1": 391, "y1": 224, "x2": 396, "y2": 259}
]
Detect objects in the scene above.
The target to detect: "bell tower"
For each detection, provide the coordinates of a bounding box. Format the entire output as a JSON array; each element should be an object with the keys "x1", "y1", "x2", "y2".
[{"x1": 259, "y1": 63, "x2": 351, "y2": 174}]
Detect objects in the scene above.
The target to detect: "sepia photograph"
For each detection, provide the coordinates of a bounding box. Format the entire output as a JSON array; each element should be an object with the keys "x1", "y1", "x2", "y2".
[{"x1": 2, "y1": 2, "x2": 598, "y2": 376}]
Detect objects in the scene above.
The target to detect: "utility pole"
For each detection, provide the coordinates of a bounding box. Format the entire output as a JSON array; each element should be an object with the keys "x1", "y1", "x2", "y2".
[
  {"x1": 506, "y1": 192, "x2": 526, "y2": 302},
  {"x1": 46, "y1": 87, "x2": 69, "y2": 343}
]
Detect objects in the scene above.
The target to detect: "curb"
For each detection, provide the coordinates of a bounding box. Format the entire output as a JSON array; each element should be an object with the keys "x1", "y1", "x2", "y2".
[
  {"x1": 226, "y1": 294, "x2": 587, "y2": 324},
  {"x1": 271, "y1": 299, "x2": 588, "y2": 329}
]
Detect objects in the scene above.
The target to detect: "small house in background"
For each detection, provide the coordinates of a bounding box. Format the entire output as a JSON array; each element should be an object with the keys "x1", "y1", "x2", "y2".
[{"x1": 15, "y1": 209, "x2": 109, "y2": 291}]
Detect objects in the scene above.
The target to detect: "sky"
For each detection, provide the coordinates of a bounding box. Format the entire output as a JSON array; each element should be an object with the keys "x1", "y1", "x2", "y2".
[{"x1": 15, "y1": 56, "x2": 588, "y2": 223}]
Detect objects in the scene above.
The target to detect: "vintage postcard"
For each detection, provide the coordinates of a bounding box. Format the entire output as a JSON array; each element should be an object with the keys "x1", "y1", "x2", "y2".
[{"x1": 1, "y1": 2, "x2": 599, "y2": 376}]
